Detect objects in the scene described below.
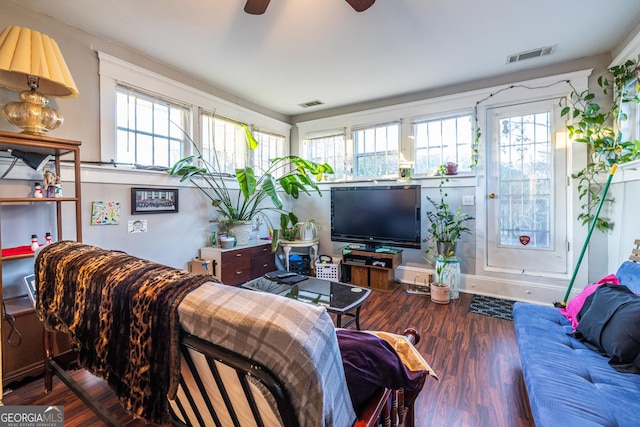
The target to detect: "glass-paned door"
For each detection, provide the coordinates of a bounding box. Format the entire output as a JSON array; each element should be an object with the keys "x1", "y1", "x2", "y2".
[{"x1": 486, "y1": 100, "x2": 568, "y2": 274}]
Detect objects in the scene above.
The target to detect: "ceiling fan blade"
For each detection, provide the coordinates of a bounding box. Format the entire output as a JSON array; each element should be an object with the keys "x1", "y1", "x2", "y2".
[
  {"x1": 346, "y1": 0, "x2": 375, "y2": 12},
  {"x1": 244, "y1": 0, "x2": 271, "y2": 15}
]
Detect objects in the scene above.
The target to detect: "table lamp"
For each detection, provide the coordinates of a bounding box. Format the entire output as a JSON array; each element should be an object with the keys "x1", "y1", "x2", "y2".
[{"x1": 0, "y1": 25, "x2": 79, "y2": 135}]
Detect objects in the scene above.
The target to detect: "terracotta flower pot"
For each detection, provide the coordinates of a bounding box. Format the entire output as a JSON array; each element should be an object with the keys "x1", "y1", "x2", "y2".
[
  {"x1": 430, "y1": 282, "x2": 450, "y2": 304},
  {"x1": 445, "y1": 162, "x2": 458, "y2": 175}
]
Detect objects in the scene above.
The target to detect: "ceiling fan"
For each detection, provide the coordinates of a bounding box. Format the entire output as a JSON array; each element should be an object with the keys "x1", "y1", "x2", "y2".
[{"x1": 244, "y1": 0, "x2": 375, "y2": 15}]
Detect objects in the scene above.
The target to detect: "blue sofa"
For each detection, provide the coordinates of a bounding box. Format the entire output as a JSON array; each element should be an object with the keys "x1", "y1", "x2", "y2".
[{"x1": 513, "y1": 260, "x2": 640, "y2": 427}]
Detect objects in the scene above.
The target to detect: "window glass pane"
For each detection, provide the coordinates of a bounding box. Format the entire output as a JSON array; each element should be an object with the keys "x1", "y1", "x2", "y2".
[
  {"x1": 497, "y1": 111, "x2": 551, "y2": 248},
  {"x1": 254, "y1": 130, "x2": 286, "y2": 177},
  {"x1": 413, "y1": 114, "x2": 473, "y2": 174},
  {"x1": 304, "y1": 133, "x2": 345, "y2": 179},
  {"x1": 115, "y1": 85, "x2": 189, "y2": 168},
  {"x1": 353, "y1": 123, "x2": 399, "y2": 177},
  {"x1": 200, "y1": 113, "x2": 246, "y2": 174}
]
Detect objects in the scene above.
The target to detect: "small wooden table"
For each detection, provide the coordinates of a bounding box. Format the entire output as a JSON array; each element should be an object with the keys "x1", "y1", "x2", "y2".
[{"x1": 279, "y1": 238, "x2": 319, "y2": 271}]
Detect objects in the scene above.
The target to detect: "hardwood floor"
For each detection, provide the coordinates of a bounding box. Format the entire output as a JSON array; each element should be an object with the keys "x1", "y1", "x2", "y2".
[{"x1": 3, "y1": 287, "x2": 534, "y2": 427}]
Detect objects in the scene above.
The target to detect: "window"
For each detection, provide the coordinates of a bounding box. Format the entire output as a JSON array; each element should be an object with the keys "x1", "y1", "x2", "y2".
[
  {"x1": 201, "y1": 112, "x2": 246, "y2": 174},
  {"x1": 115, "y1": 85, "x2": 190, "y2": 168},
  {"x1": 496, "y1": 111, "x2": 552, "y2": 248},
  {"x1": 304, "y1": 132, "x2": 346, "y2": 179},
  {"x1": 200, "y1": 115, "x2": 285, "y2": 175},
  {"x1": 252, "y1": 129, "x2": 286, "y2": 176},
  {"x1": 413, "y1": 114, "x2": 473, "y2": 175},
  {"x1": 353, "y1": 123, "x2": 399, "y2": 177},
  {"x1": 620, "y1": 75, "x2": 639, "y2": 150}
]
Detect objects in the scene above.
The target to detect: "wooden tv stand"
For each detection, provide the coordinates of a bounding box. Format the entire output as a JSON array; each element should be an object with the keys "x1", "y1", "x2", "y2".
[{"x1": 341, "y1": 248, "x2": 402, "y2": 291}]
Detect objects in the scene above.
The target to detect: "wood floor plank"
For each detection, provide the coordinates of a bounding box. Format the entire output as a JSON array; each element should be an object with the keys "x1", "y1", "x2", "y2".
[{"x1": 2, "y1": 286, "x2": 534, "y2": 426}]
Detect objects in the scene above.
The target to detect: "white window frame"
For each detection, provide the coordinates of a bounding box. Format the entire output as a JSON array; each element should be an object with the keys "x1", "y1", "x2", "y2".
[
  {"x1": 303, "y1": 129, "x2": 347, "y2": 180},
  {"x1": 412, "y1": 113, "x2": 474, "y2": 175},
  {"x1": 200, "y1": 111, "x2": 247, "y2": 174},
  {"x1": 98, "y1": 52, "x2": 291, "y2": 169},
  {"x1": 115, "y1": 85, "x2": 191, "y2": 168},
  {"x1": 352, "y1": 121, "x2": 400, "y2": 178},
  {"x1": 252, "y1": 127, "x2": 287, "y2": 176}
]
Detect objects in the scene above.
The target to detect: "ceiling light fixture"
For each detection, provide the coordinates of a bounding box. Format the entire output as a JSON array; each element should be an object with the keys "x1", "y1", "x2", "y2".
[{"x1": 244, "y1": 0, "x2": 375, "y2": 15}]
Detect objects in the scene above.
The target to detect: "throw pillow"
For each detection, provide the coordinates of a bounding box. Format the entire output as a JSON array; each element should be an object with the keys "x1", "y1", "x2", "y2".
[
  {"x1": 336, "y1": 329, "x2": 432, "y2": 413},
  {"x1": 575, "y1": 283, "x2": 640, "y2": 373},
  {"x1": 559, "y1": 274, "x2": 619, "y2": 330}
]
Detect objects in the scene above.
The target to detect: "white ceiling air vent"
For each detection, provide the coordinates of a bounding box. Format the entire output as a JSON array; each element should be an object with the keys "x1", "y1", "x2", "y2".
[
  {"x1": 298, "y1": 100, "x2": 324, "y2": 108},
  {"x1": 507, "y1": 45, "x2": 556, "y2": 64}
]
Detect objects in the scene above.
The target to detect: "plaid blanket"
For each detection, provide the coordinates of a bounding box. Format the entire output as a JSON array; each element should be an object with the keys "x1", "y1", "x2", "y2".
[
  {"x1": 179, "y1": 282, "x2": 357, "y2": 427},
  {"x1": 35, "y1": 241, "x2": 214, "y2": 423}
]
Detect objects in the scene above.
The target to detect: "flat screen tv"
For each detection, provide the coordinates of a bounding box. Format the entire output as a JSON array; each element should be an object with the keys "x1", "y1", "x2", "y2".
[{"x1": 331, "y1": 185, "x2": 421, "y2": 250}]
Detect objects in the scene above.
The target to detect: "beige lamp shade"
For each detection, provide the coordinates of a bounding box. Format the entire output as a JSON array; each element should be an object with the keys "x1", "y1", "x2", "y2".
[
  {"x1": 0, "y1": 26, "x2": 79, "y2": 134},
  {"x1": 0, "y1": 25, "x2": 79, "y2": 98}
]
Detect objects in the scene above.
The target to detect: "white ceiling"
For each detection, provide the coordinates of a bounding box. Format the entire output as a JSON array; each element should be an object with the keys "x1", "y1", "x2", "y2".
[{"x1": 11, "y1": 0, "x2": 640, "y2": 117}]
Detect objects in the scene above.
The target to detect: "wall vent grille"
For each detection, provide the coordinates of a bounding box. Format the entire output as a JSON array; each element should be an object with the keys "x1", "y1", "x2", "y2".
[
  {"x1": 298, "y1": 100, "x2": 324, "y2": 108},
  {"x1": 507, "y1": 45, "x2": 555, "y2": 64}
]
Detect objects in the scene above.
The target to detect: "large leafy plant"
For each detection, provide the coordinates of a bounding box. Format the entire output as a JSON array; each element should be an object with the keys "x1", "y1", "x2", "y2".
[
  {"x1": 169, "y1": 124, "x2": 333, "y2": 229},
  {"x1": 559, "y1": 60, "x2": 640, "y2": 231}
]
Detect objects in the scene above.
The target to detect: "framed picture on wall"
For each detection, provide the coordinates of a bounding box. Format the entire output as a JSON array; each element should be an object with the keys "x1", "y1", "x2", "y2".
[
  {"x1": 131, "y1": 187, "x2": 179, "y2": 214},
  {"x1": 23, "y1": 274, "x2": 36, "y2": 307}
]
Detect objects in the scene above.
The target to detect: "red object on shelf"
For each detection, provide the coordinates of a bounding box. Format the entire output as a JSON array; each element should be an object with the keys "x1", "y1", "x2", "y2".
[{"x1": 1, "y1": 245, "x2": 38, "y2": 257}]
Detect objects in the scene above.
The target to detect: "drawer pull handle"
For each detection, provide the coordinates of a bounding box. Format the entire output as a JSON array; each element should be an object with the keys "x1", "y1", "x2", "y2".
[
  {"x1": 262, "y1": 263, "x2": 268, "y2": 267},
  {"x1": 236, "y1": 271, "x2": 242, "y2": 275},
  {"x1": 262, "y1": 248, "x2": 268, "y2": 252},
  {"x1": 236, "y1": 253, "x2": 242, "y2": 257}
]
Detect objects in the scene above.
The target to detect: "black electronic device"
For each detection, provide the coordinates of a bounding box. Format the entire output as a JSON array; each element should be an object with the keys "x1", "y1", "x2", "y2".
[{"x1": 331, "y1": 185, "x2": 421, "y2": 250}]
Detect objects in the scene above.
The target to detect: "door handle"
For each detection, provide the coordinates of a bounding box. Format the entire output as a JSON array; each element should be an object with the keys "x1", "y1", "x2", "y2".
[{"x1": 489, "y1": 193, "x2": 497, "y2": 199}]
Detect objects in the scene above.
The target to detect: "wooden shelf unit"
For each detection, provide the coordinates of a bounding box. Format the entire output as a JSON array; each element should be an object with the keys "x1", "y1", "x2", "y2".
[
  {"x1": 0, "y1": 131, "x2": 82, "y2": 391},
  {"x1": 341, "y1": 249, "x2": 403, "y2": 291}
]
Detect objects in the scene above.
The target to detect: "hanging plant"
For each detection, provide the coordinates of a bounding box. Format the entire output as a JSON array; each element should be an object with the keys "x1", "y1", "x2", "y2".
[{"x1": 559, "y1": 59, "x2": 640, "y2": 232}]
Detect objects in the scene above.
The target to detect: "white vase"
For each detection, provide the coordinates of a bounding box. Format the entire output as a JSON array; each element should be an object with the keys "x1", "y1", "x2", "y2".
[
  {"x1": 297, "y1": 222, "x2": 317, "y2": 241},
  {"x1": 229, "y1": 222, "x2": 253, "y2": 246}
]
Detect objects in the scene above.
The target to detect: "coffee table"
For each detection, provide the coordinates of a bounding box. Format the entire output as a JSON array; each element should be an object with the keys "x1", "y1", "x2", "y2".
[{"x1": 241, "y1": 275, "x2": 371, "y2": 330}]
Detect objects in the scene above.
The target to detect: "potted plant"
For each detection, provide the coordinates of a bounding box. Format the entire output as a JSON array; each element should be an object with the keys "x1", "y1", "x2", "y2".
[
  {"x1": 559, "y1": 59, "x2": 640, "y2": 232},
  {"x1": 280, "y1": 212, "x2": 298, "y2": 241},
  {"x1": 297, "y1": 219, "x2": 321, "y2": 241},
  {"x1": 444, "y1": 161, "x2": 458, "y2": 175},
  {"x1": 430, "y1": 257, "x2": 451, "y2": 304},
  {"x1": 424, "y1": 165, "x2": 474, "y2": 259},
  {"x1": 169, "y1": 124, "x2": 333, "y2": 245}
]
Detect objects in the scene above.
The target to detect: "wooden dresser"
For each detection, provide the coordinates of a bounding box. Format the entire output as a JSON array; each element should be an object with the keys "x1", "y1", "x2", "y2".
[{"x1": 199, "y1": 241, "x2": 276, "y2": 286}]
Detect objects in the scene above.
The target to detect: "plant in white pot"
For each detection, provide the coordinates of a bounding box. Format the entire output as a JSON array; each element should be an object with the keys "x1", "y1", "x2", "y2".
[
  {"x1": 297, "y1": 219, "x2": 321, "y2": 241},
  {"x1": 169, "y1": 124, "x2": 333, "y2": 246}
]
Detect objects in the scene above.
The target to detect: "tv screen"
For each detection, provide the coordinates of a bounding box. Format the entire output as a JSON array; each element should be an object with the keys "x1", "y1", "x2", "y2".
[{"x1": 331, "y1": 185, "x2": 421, "y2": 249}]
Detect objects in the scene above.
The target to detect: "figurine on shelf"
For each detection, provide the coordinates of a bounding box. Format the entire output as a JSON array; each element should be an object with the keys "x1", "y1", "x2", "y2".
[
  {"x1": 30, "y1": 234, "x2": 39, "y2": 251},
  {"x1": 43, "y1": 169, "x2": 57, "y2": 198},
  {"x1": 54, "y1": 178, "x2": 63, "y2": 198},
  {"x1": 45, "y1": 232, "x2": 53, "y2": 245},
  {"x1": 34, "y1": 182, "x2": 44, "y2": 198}
]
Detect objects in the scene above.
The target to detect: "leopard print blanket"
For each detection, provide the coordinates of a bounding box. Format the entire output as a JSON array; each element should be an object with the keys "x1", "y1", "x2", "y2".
[{"x1": 35, "y1": 241, "x2": 216, "y2": 423}]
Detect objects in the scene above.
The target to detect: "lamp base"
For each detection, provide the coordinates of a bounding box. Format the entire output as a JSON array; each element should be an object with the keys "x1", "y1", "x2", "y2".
[{"x1": 1, "y1": 89, "x2": 64, "y2": 135}]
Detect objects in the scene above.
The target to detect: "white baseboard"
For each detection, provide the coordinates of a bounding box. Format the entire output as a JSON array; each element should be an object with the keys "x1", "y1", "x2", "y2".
[{"x1": 396, "y1": 265, "x2": 569, "y2": 306}]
